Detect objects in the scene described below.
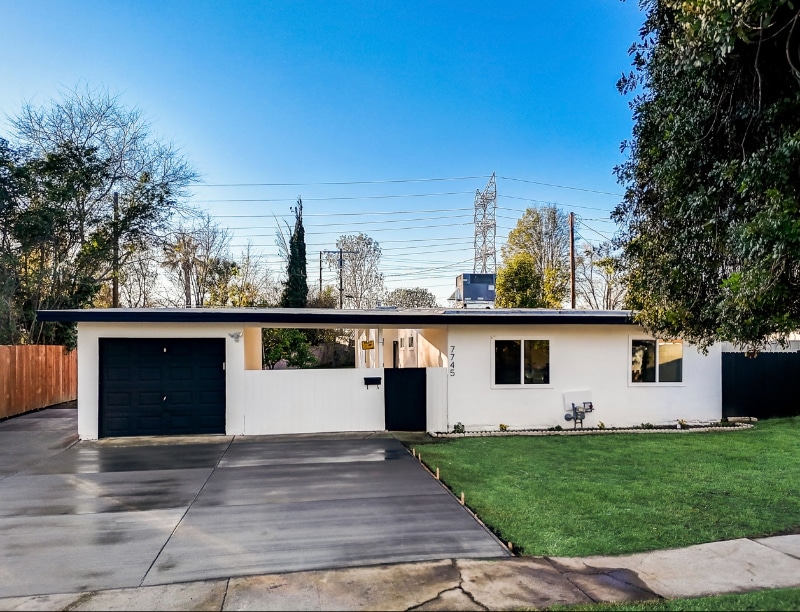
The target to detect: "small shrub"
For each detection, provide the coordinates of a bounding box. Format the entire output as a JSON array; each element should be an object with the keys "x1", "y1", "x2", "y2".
[
  {"x1": 678, "y1": 419, "x2": 689, "y2": 429},
  {"x1": 452, "y1": 422, "x2": 465, "y2": 434},
  {"x1": 597, "y1": 421, "x2": 606, "y2": 430},
  {"x1": 499, "y1": 423, "x2": 509, "y2": 432},
  {"x1": 640, "y1": 422, "x2": 655, "y2": 429}
]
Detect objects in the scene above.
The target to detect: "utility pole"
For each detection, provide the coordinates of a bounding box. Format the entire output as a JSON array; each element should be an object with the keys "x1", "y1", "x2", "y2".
[
  {"x1": 339, "y1": 249, "x2": 344, "y2": 309},
  {"x1": 321, "y1": 248, "x2": 355, "y2": 308},
  {"x1": 569, "y1": 212, "x2": 576, "y2": 309},
  {"x1": 112, "y1": 192, "x2": 119, "y2": 308}
]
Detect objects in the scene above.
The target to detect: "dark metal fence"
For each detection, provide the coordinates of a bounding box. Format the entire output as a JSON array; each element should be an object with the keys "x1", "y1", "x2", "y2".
[{"x1": 722, "y1": 351, "x2": 800, "y2": 419}]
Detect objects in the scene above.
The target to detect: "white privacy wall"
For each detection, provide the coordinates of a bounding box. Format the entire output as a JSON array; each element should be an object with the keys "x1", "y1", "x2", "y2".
[
  {"x1": 426, "y1": 366, "x2": 448, "y2": 433},
  {"x1": 243, "y1": 368, "x2": 385, "y2": 435},
  {"x1": 446, "y1": 324, "x2": 721, "y2": 431},
  {"x1": 76, "y1": 322, "x2": 247, "y2": 440}
]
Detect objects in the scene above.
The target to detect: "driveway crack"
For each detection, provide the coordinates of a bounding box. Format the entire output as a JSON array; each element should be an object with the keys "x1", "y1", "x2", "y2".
[
  {"x1": 454, "y1": 561, "x2": 489, "y2": 611},
  {"x1": 219, "y1": 578, "x2": 230, "y2": 611}
]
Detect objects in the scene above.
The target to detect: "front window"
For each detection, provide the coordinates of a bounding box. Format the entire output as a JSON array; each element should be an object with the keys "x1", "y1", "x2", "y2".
[
  {"x1": 494, "y1": 339, "x2": 550, "y2": 386},
  {"x1": 632, "y1": 339, "x2": 683, "y2": 383}
]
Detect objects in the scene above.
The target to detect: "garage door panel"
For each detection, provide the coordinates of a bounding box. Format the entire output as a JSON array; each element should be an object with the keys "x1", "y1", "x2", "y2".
[
  {"x1": 140, "y1": 367, "x2": 163, "y2": 381},
  {"x1": 199, "y1": 390, "x2": 225, "y2": 404},
  {"x1": 167, "y1": 366, "x2": 193, "y2": 381},
  {"x1": 105, "y1": 392, "x2": 131, "y2": 406},
  {"x1": 137, "y1": 391, "x2": 164, "y2": 406},
  {"x1": 105, "y1": 367, "x2": 133, "y2": 382},
  {"x1": 100, "y1": 338, "x2": 226, "y2": 438}
]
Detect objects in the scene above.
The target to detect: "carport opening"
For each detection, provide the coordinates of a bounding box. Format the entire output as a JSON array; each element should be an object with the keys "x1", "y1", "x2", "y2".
[{"x1": 245, "y1": 327, "x2": 355, "y2": 370}]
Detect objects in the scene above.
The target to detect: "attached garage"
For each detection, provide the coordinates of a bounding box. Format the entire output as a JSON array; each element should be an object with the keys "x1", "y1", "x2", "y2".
[{"x1": 99, "y1": 338, "x2": 226, "y2": 437}]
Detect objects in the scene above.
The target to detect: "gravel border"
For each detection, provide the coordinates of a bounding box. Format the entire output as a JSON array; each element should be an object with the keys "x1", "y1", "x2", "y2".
[{"x1": 434, "y1": 422, "x2": 755, "y2": 438}]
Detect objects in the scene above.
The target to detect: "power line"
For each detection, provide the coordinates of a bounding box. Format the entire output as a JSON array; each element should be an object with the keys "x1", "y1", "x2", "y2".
[
  {"x1": 497, "y1": 176, "x2": 623, "y2": 197},
  {"x1": 499, "y1": 196, "x2": 611, "y2": 212},
  {"x1": 210, "y1": 207, "x2": 475, "y2": 219},
  {"x1": 189, "y1": 174, "x2": 622, "y2": 197},
  {"x1": 192, "y1": 191, "x2": 474, "y2": 203},
  {"x1": 224, "y1": 213, "x2": 475, "y2": 230},
  {"x1": 577, "y1": 220, "x2": 614, "y2": 241},
  {"x1": 189, "y1": 175, "x2": 492, "y2": 187}
]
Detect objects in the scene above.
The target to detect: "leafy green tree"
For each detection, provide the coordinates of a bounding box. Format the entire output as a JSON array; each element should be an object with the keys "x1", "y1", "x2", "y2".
[
  {"x1": 304, "y1": 286, "x2": 339, "y2": 347},
  {"x1": 1, "y1": 87, "x2": 197, "y2": 344},
  {"x1": 261, "y1": 328, "x2": 316, "y2": 370},
  {"x1": 383, "y1": 287, "x2": 438, "y2": 308},
  {"x1": 501, "y1": 205, "x2": 569, "y2": 308},
  {"x1": 280, "y1": 198, "x2": 308, "y2": 308},
  {"x1": 495, "y1": 252, "x2": 548, "y2": 308},
  {"x1": 3, "y1": 141, "x2": 112, "y2": 344},
  {"x1": 614, "y1": 0, "x2": 800, "y2": 351}
]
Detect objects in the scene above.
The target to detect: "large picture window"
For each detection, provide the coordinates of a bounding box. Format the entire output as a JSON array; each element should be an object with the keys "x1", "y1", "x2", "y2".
[
  {"x1": 631, "y1": 339, "x2": 683, "y2": 383},
  {"x1": 494, "y1": 339, "x2": 550, "y2": 386}
]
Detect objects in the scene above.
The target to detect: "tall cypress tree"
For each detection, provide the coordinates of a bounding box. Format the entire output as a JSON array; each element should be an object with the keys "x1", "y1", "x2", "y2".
[{"x1": 280, "y1": 197, "x2": 308, "y2": 308}]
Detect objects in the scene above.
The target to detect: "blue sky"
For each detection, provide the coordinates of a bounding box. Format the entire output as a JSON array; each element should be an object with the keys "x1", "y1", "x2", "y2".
[{"x1": 0, "y1": 1, "x2": 644, "y2": 304}]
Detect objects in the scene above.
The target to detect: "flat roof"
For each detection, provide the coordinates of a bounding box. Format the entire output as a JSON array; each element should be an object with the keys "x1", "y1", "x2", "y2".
[{"x1": 37, "y1": 307, "x2": 634, "y2": 326}]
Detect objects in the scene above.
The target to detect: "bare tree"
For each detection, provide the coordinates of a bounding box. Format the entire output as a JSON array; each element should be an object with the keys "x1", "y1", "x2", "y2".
[
  {"x1": 119, "y1": 248, "x2": 161, "y2": 307},
  {"x1": 3, "y1": 86, "x2": 197, "y2": 343},
  {"x1": 12, "y1": 85, "x2": 197, "y2": 283},
  {"x1": 162, "y1": 215, "x2": 232, "y2": 307},
  {"x1": 326, "y1": 233, "x2": 384, "y2": 309},
  {"x1": 207, "y1": 243, "x2": 281, "y2": 307},
  {"x1": 575, "y1": 241, "x2": 626, "y2": 310}
]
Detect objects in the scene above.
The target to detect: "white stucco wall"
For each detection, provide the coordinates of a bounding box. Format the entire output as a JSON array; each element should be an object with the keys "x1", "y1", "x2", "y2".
[
  {"x1": 426, "y1": 367, "x2": 448, "y2": 433},
  {"x1": 243, "y1": 368, "x2": 385, "y2": 434},
  {"x1": 76, "y1": 322, "x2": 246, "y2": 440},
  {"x1": 446, "y1": 324, "x2": 721, "y2": 431}
]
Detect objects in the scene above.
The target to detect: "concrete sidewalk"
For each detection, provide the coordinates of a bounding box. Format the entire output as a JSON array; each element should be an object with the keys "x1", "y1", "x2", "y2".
[{"x1": 1, "y1": 534, "x2": 798, "y2": 610}]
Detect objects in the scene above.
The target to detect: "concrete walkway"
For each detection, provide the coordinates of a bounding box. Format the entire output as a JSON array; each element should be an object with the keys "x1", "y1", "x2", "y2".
[{"x1": 0, "y1": 535, "x2": 798, "y2": 610}]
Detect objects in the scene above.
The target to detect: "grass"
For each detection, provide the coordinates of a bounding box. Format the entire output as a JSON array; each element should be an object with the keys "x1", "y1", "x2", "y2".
[
  {"x1": 411, "y1": 417, "x2": 800, "y2": 557},
  {"x1": 544, "y1": 587, "x2": 800, "y2": 611}
]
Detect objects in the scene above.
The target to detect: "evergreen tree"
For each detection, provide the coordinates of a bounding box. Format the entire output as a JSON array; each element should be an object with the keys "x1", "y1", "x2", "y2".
[
  {"x1": 615, "y1": 0, "x2": 800, "y2": 351},
  {"x1": 280, "y1": 197, "x2": 308, "y2": 308}
]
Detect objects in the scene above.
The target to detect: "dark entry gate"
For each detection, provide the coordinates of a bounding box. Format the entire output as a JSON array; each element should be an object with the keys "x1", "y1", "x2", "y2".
[
  {"x1": 99, "y1": 338, "x2": 226, "y2": 438},
  {"x1": 384, "y1": 367, "x2": 426, "y2": 431},
  {"x1": 722, "y1": 351, "x2": 800, "y2": 419}
]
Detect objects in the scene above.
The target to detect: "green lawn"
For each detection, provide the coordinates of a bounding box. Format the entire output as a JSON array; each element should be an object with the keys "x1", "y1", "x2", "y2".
[
  {"x1": 545, "y1": 587, "x2": 800, "y2": 611},
  {"x1": 410, "y1": 417, "x2": 800, "y2": 557}
]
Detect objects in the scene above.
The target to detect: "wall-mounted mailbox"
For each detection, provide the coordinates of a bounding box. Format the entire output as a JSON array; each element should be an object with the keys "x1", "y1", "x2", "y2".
[{"x1": 364, "y1": 376, "x2": 381, "y2": 388}]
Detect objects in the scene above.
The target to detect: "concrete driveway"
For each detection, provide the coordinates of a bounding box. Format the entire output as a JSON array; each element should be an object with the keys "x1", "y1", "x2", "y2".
[{"x1": 0, "y1": 407, "x2": 508, "y2": 598}]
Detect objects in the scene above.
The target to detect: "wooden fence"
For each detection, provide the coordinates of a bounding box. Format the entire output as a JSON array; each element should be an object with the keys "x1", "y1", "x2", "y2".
[{"x1": 0, "y1": 345, "x2": 77, "y2": 419}]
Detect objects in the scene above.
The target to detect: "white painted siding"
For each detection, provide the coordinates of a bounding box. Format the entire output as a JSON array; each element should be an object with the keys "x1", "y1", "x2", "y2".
[
  {"x1": 243, "y1": 368, "x2": 385, "y2": 434},
  {"x1": 446, "y1": 324, "x2": 721, "y2": 431}
]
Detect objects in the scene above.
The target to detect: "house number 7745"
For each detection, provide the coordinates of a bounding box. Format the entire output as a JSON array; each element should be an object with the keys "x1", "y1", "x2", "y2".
[{"x1": 449, "y1": 345, "x2": 455, "y2": 377}]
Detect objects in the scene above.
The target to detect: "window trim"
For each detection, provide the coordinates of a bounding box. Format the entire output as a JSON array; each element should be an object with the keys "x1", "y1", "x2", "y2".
[
  {"x1": 628, "y1": 336, "x2": 686, "y2": 387},
  {"x1": 490, "y1": 336, "x2": 553, "y2": 389}
]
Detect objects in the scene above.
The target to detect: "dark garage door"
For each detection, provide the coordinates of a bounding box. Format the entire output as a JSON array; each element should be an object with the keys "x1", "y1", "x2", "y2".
[{"x1": 99, "y1": 338, "x2": 226, "y2": 438}]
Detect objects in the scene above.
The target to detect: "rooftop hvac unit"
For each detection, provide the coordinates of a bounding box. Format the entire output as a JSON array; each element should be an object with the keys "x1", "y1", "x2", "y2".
[{"x1": 452, "y1": 273, "x2": 496, "y2": 308}]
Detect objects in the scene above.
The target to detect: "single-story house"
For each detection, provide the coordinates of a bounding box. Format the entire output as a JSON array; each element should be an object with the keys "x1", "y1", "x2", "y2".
[{"x1": 36, "y1": 308, "x2": 722, "y2": 440}]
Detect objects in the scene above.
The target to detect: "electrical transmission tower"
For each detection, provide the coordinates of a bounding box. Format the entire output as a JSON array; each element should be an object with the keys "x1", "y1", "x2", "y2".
[{"x1": 473, "y1": 172, "x2": 497, "y2": 274}]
